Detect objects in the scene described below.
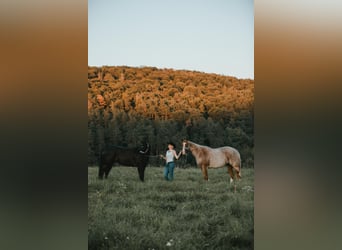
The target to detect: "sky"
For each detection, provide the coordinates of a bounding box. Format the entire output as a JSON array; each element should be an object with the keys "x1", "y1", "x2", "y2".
[{"x1": 88, "y1": 0, "x2": 254, "y2": 79}]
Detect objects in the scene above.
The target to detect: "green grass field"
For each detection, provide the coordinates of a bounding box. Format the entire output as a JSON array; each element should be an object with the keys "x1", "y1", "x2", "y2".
[{"x1": 88, "y1": 166, "x2": 254, "y2": 250}]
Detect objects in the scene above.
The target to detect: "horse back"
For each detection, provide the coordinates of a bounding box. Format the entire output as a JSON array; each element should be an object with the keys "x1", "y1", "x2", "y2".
[{"x1": 102, "y1": 147, "x2": 148, "y2": 167}]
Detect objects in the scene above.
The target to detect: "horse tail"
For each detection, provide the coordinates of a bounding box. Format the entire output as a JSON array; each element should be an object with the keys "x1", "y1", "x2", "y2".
[
  {"x1": 232, "y1": 162, "x2": 241, "y2": 179},
  {"x1": 227, "y1": 148, "x2": 242, "y2": 179},
  {"x1": 98, "y1": 148, "x2": 104, "y2": 179},
  {"x1": 232, "y1": 155, "x2": 242, "y2": 179},
  {"x1": 237, "y1": 156, "x2": 242, "y2": 179},
  {"x1": 236, "y1": 149, "x2": 242, "y2": 179}
]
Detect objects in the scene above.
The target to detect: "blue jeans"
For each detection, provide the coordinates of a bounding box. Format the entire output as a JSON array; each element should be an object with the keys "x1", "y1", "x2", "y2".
[{"x1": 164, "y1": 162, "x2": 175, "y2": 181}]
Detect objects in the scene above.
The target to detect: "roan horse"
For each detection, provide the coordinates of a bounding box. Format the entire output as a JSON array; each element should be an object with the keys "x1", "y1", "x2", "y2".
[
  {"x1": 182, "y1": 140, "x2": 241, "y2": 191},
  {"x1": 98, "y1": 143, "x2": 150, "y2": 181}
]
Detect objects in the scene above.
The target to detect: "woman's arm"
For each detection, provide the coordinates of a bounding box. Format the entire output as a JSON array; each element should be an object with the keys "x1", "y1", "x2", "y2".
[
  {"x1": 173, "y1": 150, "x2": 182, "y2": 160},
  {"x1": 160, "y1": 154, "x2": 166, "y2": 160}
]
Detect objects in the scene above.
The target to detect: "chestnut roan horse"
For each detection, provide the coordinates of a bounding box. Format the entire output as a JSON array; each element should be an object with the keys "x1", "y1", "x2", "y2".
[
  {"x1": 98, "y1": 143, "x2": 150, "y2": 181},
  {"x1": 182, "y1": 140, "x2": 241, "y2": 191}
]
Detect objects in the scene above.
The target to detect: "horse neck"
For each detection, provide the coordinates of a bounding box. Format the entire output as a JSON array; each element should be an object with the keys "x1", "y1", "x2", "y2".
[
  {"x1": 188, "y1": 141, "x2": 202, "y2": 149},
  {"x1": 188, "y1": 141, "x2": 203, "y2": 156}
]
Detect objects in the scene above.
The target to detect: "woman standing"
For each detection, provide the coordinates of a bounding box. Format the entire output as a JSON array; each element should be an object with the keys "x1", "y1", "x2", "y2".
[{"x1": 160, "y1": 142, "x2": 182, "y2": 181}]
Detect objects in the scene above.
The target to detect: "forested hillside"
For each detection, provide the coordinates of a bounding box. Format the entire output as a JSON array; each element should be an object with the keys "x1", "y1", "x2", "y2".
[{"x1": 88, "y1": 66, "x2": 254, "y2": 167}]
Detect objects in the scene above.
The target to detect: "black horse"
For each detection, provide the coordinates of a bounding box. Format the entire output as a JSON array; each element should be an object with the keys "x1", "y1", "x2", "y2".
[{"x1": 98, "y1": 143, "x2": 150, "y2": 181}]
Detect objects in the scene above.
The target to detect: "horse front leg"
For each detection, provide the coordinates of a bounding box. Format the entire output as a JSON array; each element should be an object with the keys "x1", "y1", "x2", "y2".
[
  {"x1": 137, "y1": 165, "x2": 145, "y2": 182},
  {"x1": 98, "y1": 165, "x2": 105, "y2": 179},
  {"x1": 201, "y1": 165, "x2": 208, "y2": 181},
  {"x1": 104, "y1": 165, "x2": 112, "y2": 179}
]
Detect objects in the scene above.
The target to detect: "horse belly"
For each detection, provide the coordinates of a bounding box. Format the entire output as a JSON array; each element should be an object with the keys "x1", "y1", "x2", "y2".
[
  {"x1": 116, "y1": 155, "x2": 138, "y2": 167},
  {"x1": 208, "y1": 155, "x2": 226, "y2": 169}
]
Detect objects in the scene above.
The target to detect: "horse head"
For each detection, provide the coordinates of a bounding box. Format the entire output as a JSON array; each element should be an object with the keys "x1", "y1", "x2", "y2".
[
  {"x1": 182, "y1": 139, "x2": 190, "y2": 154},
  {"x1": 139, "y1": 142, "x2": 150, "y2": 154}
]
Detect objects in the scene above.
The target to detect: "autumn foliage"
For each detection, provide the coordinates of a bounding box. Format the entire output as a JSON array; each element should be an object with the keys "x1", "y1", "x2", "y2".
[{"x1": 88, "y1": 66, "x2": 254, "y2": 167}]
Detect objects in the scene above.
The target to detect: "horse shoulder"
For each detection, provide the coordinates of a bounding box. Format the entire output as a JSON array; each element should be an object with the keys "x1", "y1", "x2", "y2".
[{"x1": 199, "y1": 148, "x2": 211, "y2": 166}]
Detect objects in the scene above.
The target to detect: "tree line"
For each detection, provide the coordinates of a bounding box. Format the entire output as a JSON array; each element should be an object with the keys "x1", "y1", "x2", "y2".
[{"x1": 88, "y1": 66, "x2": 254, "y2": 168}]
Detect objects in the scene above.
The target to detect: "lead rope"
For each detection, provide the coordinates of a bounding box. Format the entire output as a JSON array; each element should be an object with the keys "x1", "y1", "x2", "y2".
[{"x1": 140, "y1": 143, "x2": 187, "y2": 158}]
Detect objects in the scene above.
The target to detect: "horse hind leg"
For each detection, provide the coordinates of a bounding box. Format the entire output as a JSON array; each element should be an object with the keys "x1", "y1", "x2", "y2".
[{"x1": 227, "y1": 165, "x2": 237, "y2": 192}]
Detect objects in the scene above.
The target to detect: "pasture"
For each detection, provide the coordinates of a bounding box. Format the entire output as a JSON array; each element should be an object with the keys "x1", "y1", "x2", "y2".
[{"x1": 88, "y1": 166, "x2": 254, "y2": 250}]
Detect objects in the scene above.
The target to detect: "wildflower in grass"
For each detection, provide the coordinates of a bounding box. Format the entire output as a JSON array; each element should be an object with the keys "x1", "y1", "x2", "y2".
[
  {"x1": 242, "y1": 185, "x2": 254, "y2": 192},
  {"x1": 166, "y1": 239, "x2": 174, "y2": 246}
]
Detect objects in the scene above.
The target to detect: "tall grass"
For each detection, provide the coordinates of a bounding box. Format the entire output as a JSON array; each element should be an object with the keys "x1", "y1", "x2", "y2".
[{"x1": 88, "y1": 166, "x2": 254, "y2": 250}]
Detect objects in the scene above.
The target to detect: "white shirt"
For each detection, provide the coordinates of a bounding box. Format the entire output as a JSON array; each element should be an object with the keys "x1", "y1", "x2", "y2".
[{"x1": 166, "y1": 150, "x2": 175, "y2": 163}]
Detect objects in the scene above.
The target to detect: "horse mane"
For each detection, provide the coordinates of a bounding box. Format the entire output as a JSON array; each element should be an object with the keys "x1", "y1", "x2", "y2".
[{"x1": 187, "y1": 140, "x2": 209, "y2": 151}]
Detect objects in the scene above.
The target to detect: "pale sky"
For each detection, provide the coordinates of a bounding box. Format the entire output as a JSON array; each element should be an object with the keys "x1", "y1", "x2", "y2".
[{"x1": 88, "y1": 0, "x2": 254, "y2": 79}]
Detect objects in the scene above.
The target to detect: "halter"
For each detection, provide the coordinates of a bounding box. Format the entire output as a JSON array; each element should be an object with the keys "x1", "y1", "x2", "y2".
[
  {"x1": 139, "y1": 143, "x2": 150, "y2": 154},
  {"x1": 182, "y1": 141, "x2": 187, "y2": 155}
]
